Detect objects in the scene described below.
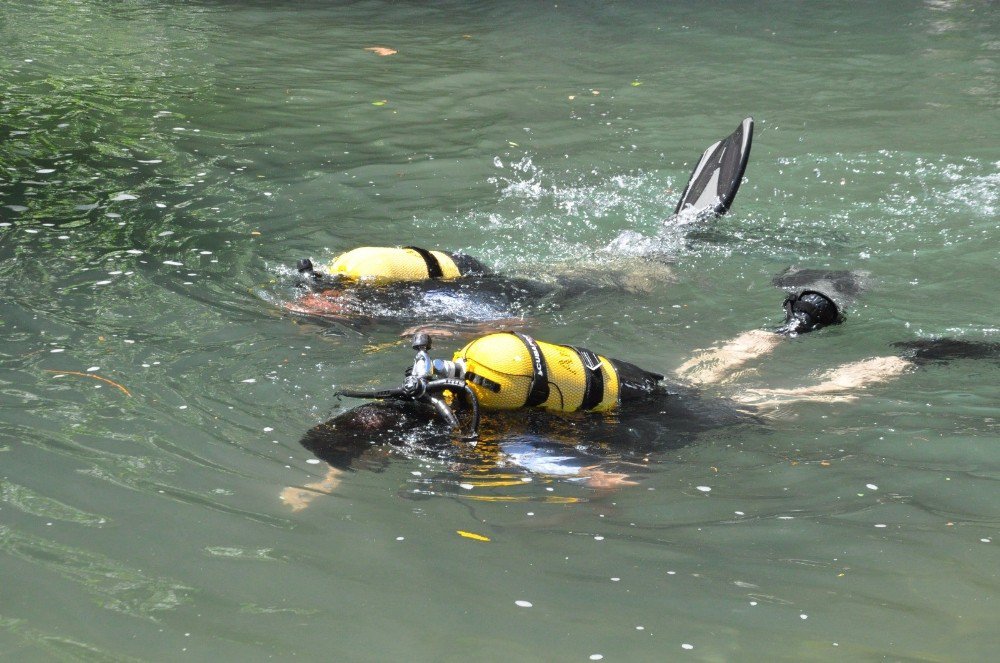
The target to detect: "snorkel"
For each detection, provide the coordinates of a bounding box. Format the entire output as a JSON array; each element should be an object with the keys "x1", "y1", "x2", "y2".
[
  {"x1": 295, "y1": 257, "x2": 343, "y2": 291},
  {"x1": 777, "y1": 290, "x2": 842, "y2": 336},
  {"x1": 335, "y1": 333, "x2": 481, "y2": 441}
]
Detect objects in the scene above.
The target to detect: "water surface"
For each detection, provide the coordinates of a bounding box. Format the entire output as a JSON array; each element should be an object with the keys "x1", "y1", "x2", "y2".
[{"x1": 1, "y1": 1, "x2": 997, "y2": 660}]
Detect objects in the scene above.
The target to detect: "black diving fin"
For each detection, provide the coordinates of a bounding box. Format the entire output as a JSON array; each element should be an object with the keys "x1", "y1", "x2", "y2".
[
  {"x1": 672, "y1": 116, "x2": 753, "y2": 221},
  {"x1": 892, "y1": 339, "x2": 1000, "y2": 366}
]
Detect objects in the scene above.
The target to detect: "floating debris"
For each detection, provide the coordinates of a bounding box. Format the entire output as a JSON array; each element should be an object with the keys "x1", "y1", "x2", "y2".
[
  {"x1": 44, "y1": 369, "x2": 132, "y2": 396},
  {"x1": 457, "y1": 530, "x2": 490, "y2": 542}
]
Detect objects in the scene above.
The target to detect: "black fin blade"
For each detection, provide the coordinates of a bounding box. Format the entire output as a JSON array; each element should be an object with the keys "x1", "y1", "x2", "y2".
[
  {"x1": 674, "y1": 117, "x2": 753, "y2": 218},
  {"x1": 892, "y1": 339, "x2": 1000, "y2": 366}
]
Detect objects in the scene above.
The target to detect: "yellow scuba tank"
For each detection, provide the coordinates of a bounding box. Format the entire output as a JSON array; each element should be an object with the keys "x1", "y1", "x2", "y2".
[
  {"x1": 453, "y1": 332, "x2": 621, "y2": 413},
  {"x1": 324, "y1": 246, "x2": 462, "y2": 284}
]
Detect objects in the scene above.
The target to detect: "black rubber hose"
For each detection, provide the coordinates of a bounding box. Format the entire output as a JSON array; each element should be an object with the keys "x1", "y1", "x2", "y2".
[
  {"x1": 425, "y1": 379, "x2": 480, "y2": 440},
  {"x1": 335, "y1": 387, "x2": 408, "y2": 400}
]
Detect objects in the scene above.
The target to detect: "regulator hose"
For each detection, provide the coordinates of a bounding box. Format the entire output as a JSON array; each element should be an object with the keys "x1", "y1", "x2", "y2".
[{"x1": 335, "y1": 376, "x2": 480, "y2": 441}]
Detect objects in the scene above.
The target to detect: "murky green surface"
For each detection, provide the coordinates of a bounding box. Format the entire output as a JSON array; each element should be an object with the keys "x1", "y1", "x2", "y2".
[{"x1": 1, "y1": 1, "x2": 997, "y2": 660}]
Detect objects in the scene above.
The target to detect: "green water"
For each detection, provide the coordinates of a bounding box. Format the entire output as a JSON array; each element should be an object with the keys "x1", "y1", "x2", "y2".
[{"x1": 1, "y1": 1, "x2": 997, "y2": 660}]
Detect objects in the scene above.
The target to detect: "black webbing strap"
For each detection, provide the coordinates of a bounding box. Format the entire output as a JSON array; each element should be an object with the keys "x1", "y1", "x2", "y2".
[
  {"x1": 512, "y1": 332, "x2": 550, "y2": 407},
  {"x1": 568, "y1": 346, "x2": 605, "y2": 411},
  {"x1": 403, "y1": 246, "x2": 444, "y2": 279},
  {"x1": 466, "y1": 372, "x2": 501, "y2": 392}
]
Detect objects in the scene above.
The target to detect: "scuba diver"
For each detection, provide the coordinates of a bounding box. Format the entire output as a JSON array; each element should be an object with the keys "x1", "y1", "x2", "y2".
[
  {"x1": 281, "y1": 286, "x2": 998, "y2": 511},
  {"x1": 284, "y1": 118, "x2": 754, "y2": 329}
]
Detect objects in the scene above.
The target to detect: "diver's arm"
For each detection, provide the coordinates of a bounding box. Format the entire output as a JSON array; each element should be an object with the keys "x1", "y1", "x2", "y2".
[
  {"x1": 733, "y1": 356, "x2": 912, "y2": 409},
  {"x1": 281, "y1": 407, "x2": 401, "y2": 512},
  {"x1": 280, "y1": 466, "x2": 344, "y2": 512},
  {"x1": 731, "y1": 339, "x2": 998, "y2": 409},
  {"x1": 675, "y1": 329, "x2": 783, "y2": 385},
  {"x1": 675, "y1": 290, "x2": 842, "y2": 386}
]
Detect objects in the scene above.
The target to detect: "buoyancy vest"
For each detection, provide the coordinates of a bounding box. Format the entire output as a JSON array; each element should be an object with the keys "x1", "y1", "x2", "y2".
[
  {"x1": 324, "y1": 246, "x2": 464, "y2": 283},
  {"x1": 453, "y1": 332, "x2": 662, "y2": 414}
]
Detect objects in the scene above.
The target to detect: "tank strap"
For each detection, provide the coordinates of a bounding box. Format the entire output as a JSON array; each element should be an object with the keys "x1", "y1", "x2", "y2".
[
  {"x1": 512, "y1": 332, "x2": 550, "y2": 407},
  {"x1": 567, "y1": 346, "x2": 605, "y2": 411},
  {"x1": 466, "y1": 371, "x2": 501, "y2": 392},
  {"x1": 403, "y1": 246, "x2": 443, "y2": 278}
]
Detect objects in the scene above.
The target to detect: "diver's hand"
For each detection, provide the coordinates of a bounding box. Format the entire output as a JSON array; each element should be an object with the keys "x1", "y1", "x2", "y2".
[{"x1": 583, "y1": 467, "x2": 638, "y2": 491}]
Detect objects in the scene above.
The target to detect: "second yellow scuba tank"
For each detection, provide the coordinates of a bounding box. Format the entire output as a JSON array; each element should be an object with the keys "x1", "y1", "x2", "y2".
[
  {"x1": 453, "y1": 332, "x2": 621, "y2": 413},
  {"x1": 325, "y1": 246, "x2": 462, "y2": 283}
]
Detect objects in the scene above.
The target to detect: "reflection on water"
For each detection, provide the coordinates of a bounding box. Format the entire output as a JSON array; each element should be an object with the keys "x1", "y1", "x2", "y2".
[
  {"x1": 0, "y1": 525, "x2": 191, "y2": 617},
  {"x1": 1, "y1": 0, "x2": 998, "y2": 660}
]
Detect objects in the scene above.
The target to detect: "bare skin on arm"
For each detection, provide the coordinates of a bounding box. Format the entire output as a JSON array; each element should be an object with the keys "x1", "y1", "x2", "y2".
[
  {"x1": 284, "y1": 291, "x2": 347, "y2": 317},
  {"x1": 733, "y1": 355, "x2": 912, "y2": 408},
  {"x1": 675, "y1": 329, "x2": 784, "y2": 385},
  {"x1": 280, "y1": 466, "x2": 344, "y2": 512}
]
